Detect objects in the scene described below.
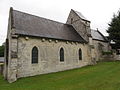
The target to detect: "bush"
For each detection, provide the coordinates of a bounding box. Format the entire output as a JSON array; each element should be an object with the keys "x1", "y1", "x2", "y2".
[{"x1": 102, "y1": 51, "x2": 113, "y2": 55}]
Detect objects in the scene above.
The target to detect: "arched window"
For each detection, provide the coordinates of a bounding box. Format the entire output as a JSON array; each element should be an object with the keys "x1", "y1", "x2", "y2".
[
  {"x1": 79, "y1": 49, "x2": 82, "y2": 60},
  {"x1": 32, "y1": 46, "x2": 38, "y2": 64},
  {"x1": 60, "y1": 48, "x2": 64, "y2": 62}
]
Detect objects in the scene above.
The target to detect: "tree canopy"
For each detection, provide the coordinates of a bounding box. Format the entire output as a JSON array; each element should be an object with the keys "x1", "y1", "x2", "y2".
[
  {"x1": 0, "y1": 45, "x2": 4, "y2": 57},
  {"x1": 107, "y1": 10, "x2": 120, "y2": 49}
]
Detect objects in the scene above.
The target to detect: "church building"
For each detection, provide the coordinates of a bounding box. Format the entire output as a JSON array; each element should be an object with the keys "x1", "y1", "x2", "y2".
[{"x1": 4, "y1": 8, "x2": 108, "y2": 83}]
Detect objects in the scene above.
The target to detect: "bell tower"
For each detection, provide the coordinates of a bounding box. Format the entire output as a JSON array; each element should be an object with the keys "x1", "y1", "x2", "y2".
[{"x1": 66, "y1": 9, "x2": 91, "y2": 42}]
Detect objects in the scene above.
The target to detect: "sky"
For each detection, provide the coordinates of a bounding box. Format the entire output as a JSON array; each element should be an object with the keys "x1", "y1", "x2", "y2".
[{"x1": 0, "y1": 0, "x2": 120, "y2": 45}]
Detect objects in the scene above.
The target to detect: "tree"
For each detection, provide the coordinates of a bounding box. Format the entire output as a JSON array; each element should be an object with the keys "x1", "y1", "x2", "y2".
[
  {"x1": 107, "y1": 10, "x2": 120, "y2": 49},
  {"x1": 0, "y1": 45, "x2": 4, "y2": 57}
]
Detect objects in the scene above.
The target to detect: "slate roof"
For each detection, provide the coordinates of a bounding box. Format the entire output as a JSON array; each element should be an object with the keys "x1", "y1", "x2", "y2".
[
  {"x1": 72, "y1": 9, "x2": 90, "y2": 22},
  {"x1": 91, "y1": 29, "x2": 108, "y2": 42},
  {"x1": 11, "y1": 8, "x2": 86, "y2": 43}
]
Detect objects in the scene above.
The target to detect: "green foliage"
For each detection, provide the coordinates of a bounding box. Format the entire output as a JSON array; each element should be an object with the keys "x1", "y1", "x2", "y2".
[
  {"x1": 0, "y1": 62, "x2": 120, "y2": 90},
  {"x1": 107, "y1": 10, "x2": 120, "y2": 48},
  {"x1": 0, "y1": 45, "x2": 4, "y2": 57},
  {"x1": 102, "y1": 51, "x2": 113, "y2": 55}
]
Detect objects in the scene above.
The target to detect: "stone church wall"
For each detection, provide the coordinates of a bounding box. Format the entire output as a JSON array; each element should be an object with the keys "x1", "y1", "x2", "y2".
[
  {"x1": 92, "y1": 40, "x2": 110, "y2": 61},
  {"x1": 17, "y1": 37, "x2": 91, "y2": 78},
  {"x1": 5, "y1": 36, "x2": 92, "y2": 82}
]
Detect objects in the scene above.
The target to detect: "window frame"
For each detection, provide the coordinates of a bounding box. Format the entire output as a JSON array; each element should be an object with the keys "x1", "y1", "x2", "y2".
[
  {"x1": 79, "y1": 48, "x2": 82, "y2": 60},
  {"x1": 60, "y1": 47, "x2": 64, "y2": 62},
  {"x1": 31, "y1": 46, "x2": 38, "y2": 64}
]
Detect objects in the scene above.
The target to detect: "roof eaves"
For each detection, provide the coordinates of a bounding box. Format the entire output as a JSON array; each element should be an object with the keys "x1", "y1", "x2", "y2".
[{"x1": 15, "y1": 33, "x2": 87, "y2": 43}]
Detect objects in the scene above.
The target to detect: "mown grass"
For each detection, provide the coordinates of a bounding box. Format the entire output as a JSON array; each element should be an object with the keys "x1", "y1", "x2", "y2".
[{"x1": 0, "y1": 62, "x2": 120, "y2": 90}]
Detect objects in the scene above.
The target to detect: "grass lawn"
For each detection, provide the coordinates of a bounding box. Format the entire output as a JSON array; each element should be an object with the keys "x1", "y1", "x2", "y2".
[{"x1": 0, "y1": 62, "x2": 120, "y2": 90}]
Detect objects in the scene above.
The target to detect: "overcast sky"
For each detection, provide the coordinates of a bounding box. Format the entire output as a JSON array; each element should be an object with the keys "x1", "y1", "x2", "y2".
[{"x1": 0, "y1": 0, "x2": 120, "y2": 45}]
